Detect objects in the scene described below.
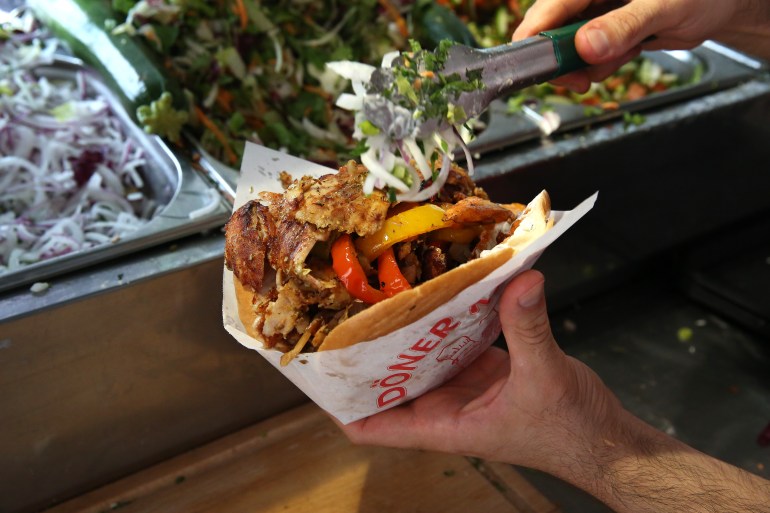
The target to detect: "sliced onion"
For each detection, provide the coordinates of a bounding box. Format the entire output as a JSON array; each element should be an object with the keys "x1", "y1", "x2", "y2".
[{"x1": 0, "y1": 30, "x2": 157, "y2": 273}]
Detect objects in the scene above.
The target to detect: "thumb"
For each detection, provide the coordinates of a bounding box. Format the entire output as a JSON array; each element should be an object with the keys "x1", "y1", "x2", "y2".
[
  {"x1": 498, "y1": 270, "x2": 561, "y2": 368},
  {"x1": 577, "y1": 2, "x2": 672, "y2": 63}
]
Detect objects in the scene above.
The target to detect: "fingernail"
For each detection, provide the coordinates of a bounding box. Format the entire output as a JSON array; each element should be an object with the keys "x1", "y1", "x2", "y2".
[
  {"x1": 585, "y1": 27, "x2": 610, "y2": 59},
  {"x1": 518, "y1": 281, "x2": 544, "y2": 309}
]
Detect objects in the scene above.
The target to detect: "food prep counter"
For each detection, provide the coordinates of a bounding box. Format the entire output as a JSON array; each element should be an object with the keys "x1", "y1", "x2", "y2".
[{"x1": 2, "y1": 24, "x2": 769, "y2": 513}]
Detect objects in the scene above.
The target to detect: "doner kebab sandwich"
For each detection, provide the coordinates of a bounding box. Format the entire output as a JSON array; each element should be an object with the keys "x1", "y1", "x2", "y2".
[{"x1": 224, "y1": 157, "x2": 552, "y2": 366}]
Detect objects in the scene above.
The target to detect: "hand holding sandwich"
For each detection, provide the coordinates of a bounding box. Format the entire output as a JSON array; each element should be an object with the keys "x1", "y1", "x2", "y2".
[
  {"x1": 338, "y1": 270, "x2": 770, "y2": 513},
  {"x1": 512, "y1": 0, "x2": 770, "y2": 92}
]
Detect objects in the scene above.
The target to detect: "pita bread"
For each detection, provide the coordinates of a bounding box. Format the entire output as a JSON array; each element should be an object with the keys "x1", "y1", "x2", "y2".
[{"x1": 232, "y1": 189, "x2": 552, "y2": 354}]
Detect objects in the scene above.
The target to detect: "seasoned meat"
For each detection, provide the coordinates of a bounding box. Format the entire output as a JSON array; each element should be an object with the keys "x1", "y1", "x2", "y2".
[
  {"x1": 224, "y1": 201, "x2": 274, "y2": 292},
  {"x1": 267, "y1": 216, "x2": 329, "y2": 277},
  {"x1": 435, "y1": 162, "x2": 488, "y2": 203},
  {"x1": 395, "y1": 242, "x2": 420, "y2": 284},
  {"x1": 295, "y1": 261, "x2": 353, "y2": 310},
  {"x1": 259, "y1": 266, "x2": 352, "y2": 348},
  {"x1": 443, "y1": 196, "x2": 515, "y2": 225},
  {"x1": 279, "y1": 171, "x2": 293, "y2": 189},
  {"x1": 288, "y1": 161, "x2": 390, "y2": 236},
  {"x1": 261, "y1": 279, "x2": 310, "y2": 339},
  {"x1": 224, "y1": 198, "x2": 329, "y2": 292},
  {"x1": 421, "y1": 246, "x2": 447, "y2": 281}
]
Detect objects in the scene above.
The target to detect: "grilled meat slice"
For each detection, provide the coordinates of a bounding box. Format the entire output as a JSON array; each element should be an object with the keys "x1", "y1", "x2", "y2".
[
  {"x1": 443, "y1": 196, "x2": 515, "y2": 225},
  {"x1": 267, "y1": 216, "x2": 329, "y2": 277},
  {"x1": 225, "y1": 198, "x2": 330, "y2": 293},
  {"x1": 295, "y1": 261, "x2": 353, "y2": 310},
  {"x1": 436, "y1": 162, "x2": 488, "y2": 203},
  {"x1": 261, "y1": 278, "x2": 311, "y2": 340},
  {"x1": 259, "y1": 267, "x2": 353, "y2": 348},
  {"x1": 224, "y1": 201, "x2": 274, "y2": 292},
  {"x1": 422, "y1": 245, "x2": 448, "y2": 281},
  {"x1": 287, "y1": 161, "x2": 390, "y2": 236}
]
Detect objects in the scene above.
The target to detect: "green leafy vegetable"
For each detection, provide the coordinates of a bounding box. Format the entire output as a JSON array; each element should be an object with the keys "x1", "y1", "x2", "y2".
[{"x1": 136, "y1": 91, "x2": 189, "y2": 143}]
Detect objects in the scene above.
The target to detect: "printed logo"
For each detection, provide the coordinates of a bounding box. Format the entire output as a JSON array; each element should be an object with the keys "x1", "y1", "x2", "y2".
[{"x1": 436, "y1": 335, "x2": 482, "y2": 367}]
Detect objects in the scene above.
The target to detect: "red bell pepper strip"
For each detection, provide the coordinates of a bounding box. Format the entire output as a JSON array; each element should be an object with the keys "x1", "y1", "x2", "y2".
[
  {"x1": 378, "y1": 247, "x2": 412, "y2": 297},
  {"x1": 331, "y1": 234, "x2": 387, "y2": 304}
]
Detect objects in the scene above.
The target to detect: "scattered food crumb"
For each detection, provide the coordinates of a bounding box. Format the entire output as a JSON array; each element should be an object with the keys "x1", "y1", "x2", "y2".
[
  {"x1": 30, "y1": 282, "x2": 50, "y2": 294},
  {"x1": 662, "y1": 422, "x2": 677, "y2": 437},
  {"x1": 688, "y1": 346, "x2": 696, "y2": 354},
  {"x1": 677, "y1": 327, "x2": 693, "y2": 342},
  {"x1": 563, "y1": 319, "x2": 577, "y2": 333},
  {"x1": 695, "y1": 318, "x2": 707, "y2": 327},
  {"x1": 757, "y1": 463, "x2": 765, "y2": 471}
]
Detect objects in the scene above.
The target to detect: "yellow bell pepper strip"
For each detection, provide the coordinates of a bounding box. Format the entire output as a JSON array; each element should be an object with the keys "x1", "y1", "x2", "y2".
[
  {"x1": 331, "y1": 234, "x2": 387, "y2": 304},
  {"x1": 430, "y1": 226, "x2": 482, "y2": 244},
  {"x1": 356, "y1": 204, "x2": 451, "y2": 261},
  {"x1": 378, "y1": 247, "x2": 412, "y2": 297}
]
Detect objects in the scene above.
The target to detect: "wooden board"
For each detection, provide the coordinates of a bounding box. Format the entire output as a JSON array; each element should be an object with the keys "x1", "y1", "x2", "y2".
[{"x1": 45, "y1": 404, "x2": 559, "y2": 513}]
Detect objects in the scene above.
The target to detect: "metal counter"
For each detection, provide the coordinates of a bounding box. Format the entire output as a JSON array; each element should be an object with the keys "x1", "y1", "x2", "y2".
[{"x1": 0, "y1": 233, "x2": 308, "y2": 513}]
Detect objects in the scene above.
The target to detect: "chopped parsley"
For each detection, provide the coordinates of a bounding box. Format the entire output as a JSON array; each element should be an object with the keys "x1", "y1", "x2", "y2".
[{"x1": 378, "y1": 39, "x2": 485, "y2": 130}]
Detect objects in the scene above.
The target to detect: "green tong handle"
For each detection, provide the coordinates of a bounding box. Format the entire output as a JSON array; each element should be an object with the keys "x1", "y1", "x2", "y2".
[{"x1": 539, "y1": 20, "x2": 589, "y2": 76}]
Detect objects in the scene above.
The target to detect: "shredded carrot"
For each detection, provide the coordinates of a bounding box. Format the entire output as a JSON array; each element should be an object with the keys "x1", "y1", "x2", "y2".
[
  {"x1": 302, "y1": 84, "x2": 331, "y2": 100},
  {"x1": 216, "y1": 89, "x2": 234, "y2": 112},
  {"x1": 233, "y1": 0, "x2": 248, "y2": 31},
  {"x1": 245, "y1": 115, "x2": 264, "y2": 130},
  {"x1": 508, "y1": 0, "x2": 522, "y2": 19},
  {"x1": 194, "y1": 106, "x2": 238, "y2": 165},
  {"x1": 377, "y1": 0, "x2": 409, "y2": 38}
]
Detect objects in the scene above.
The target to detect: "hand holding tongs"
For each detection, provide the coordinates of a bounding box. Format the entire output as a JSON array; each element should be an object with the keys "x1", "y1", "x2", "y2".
[{"x1": 363, "y1": 21, "x2": 590, "y2": 138}]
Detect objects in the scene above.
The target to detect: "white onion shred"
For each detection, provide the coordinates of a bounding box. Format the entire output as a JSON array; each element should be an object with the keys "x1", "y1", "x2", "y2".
[
  {"x1": 327, "y1": 58, "x2": 475, "y2": 202},
  {"x1": 0, "y1": 27, "x2": 158, "y2": 274}
]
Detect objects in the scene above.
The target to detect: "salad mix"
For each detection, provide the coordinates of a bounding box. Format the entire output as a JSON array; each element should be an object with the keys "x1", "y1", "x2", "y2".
[
  {"x1": 0, "y1": 11, "x2": 158, "y2": 274},
  {"x1": 506, "y1": 55, "x2": 702, "y2": 118},
  {"x1": 329, "y1": 40, "x2": 481, "y2": 202},
  {"x1": 111, "y1": 0, "x2": 474, "y2": 168}
]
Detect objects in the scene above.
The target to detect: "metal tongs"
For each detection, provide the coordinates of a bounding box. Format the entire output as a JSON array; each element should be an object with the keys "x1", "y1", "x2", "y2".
[{"x1": 363, "y1": 21, "x2": 589, "y2": 138}]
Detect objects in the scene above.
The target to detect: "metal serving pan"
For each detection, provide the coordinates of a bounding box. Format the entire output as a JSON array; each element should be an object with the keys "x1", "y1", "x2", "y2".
[
  {"x1": 468, "y1": 42, "x2": 767, "y2": 154},
  {"x1": 0, "y1": 56, "x2": 232, "y2": 293},
  {"x1": 196, "y1": 42, "x2": 766, "y2": 194}
]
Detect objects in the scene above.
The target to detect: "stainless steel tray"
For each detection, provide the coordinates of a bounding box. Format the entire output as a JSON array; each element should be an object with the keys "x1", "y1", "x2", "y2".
[
  {"x1": 468, "y1": 42, "x2": 767, "y2": 154},
  {"x1": 198, "y1": 43, "x2": 766, "y2": 195},
  {"x1": 0, "y1": 57, "x2": 232, "y2": 293}
]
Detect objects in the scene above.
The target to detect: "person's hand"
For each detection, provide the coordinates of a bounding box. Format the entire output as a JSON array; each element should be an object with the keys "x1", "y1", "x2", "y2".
[
  {"x1": 512, "y1": 0, "x2": 770, "y2": 92},
  {"x1": 338, "y1": 269, "x2": 626, "y2": 475},
  {"x1": 338, "y1": 269, "x2": 770, "y2": 513}
]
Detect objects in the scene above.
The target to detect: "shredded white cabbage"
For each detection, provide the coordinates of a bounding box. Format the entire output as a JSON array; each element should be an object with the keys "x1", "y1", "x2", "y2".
[
  {"x1": 327, "y1": 59, "x2": 474, "y2": 202},
  {"x1": 0, "y1": 31, "x2": 158, "y2": 274}
]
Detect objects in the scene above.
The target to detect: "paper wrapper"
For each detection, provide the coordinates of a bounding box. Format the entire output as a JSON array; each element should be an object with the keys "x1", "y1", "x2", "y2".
[{"x1": 223, "y1": 142, "x2": 597, "y2": 424}]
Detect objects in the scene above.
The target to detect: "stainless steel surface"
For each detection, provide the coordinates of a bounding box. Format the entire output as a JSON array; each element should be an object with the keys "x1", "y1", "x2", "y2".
[
  {"x1": 0, "y1": 57, "x2": 232, "y2": 294},
  {"x1": 0, "y1": 232, "x2": 308, "y2": 513},
  {"x1": 186, "y1": 133, "x2": 237, "y2": 206},
  {"x1": 469, "y1": 43, "x2": 762, "y2": 155}
]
